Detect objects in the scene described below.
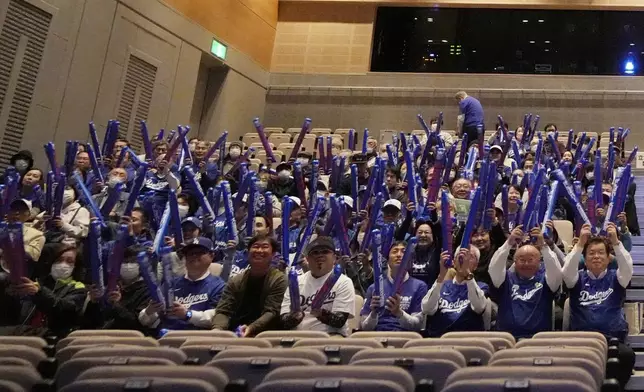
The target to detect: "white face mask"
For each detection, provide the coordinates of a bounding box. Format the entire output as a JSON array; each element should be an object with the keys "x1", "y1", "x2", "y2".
[
  {"x1": 586, "y1": 172, "x2": 594, "y2": 181},
  {"x1": 516, "y1": 175, "x2": 524, "y2": 184},
  {"x1": 257, "y1": 181, "x2": 267, "y2": 191},
  {"x1": 229, "y1": 148, "x2": 241, "y2": 158},
  {"x1": 108, "y1": 176, "x2": 124, "y2": 188},
  {"x1": 120, "y1": 263, "x2": 140, "y2": 282},
  {"x1": 51, "y1": 262, "x2": 73, "y2": 280},
  {"x1": 63, "y1": 189, "x2": 75, "y2": 205},
  {"x1": 178, "y1": 205, "x2": 189, "y2": 219},
  {"x1": 430, "y1": 124, "x2": 438, "y2": 132},
  {"x1": 296, "y1": 158, "x2": 309, "y2": 165},
  {"x1": 317, "y1": 191, "x2": 326, "y2": 198},
  {"x1": 278, "y1": 170, "x2": 290, "y2": 180}
]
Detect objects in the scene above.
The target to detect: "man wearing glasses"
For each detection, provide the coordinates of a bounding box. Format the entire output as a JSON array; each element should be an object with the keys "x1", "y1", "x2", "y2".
[
  {"x1": 211, "y1": 234, "x2": 286, "y2": 337},
  {"x1": 280, "y1": 236, "x2": 356, "y2": 336}
]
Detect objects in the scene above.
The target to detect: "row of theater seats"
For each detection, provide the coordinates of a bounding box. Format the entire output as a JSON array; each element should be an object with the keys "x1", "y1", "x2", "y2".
[{"x1": 0, "y1": 329, "x2": 619, "y2": 392}]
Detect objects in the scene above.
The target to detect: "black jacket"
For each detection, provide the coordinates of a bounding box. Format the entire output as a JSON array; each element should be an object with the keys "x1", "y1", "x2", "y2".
[{"x1": 83, "y1": 279, "x2": 152, "y2": 333}]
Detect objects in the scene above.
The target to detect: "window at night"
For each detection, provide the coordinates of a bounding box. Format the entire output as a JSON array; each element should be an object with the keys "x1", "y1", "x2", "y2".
[{"x1": 371, "y1": 7, "x2": 643, "y2": 75}]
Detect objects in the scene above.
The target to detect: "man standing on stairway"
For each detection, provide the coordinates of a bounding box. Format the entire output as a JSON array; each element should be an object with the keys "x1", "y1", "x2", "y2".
[{"x1": 455, "y1": 91, "x2": 484, "y2": 148}]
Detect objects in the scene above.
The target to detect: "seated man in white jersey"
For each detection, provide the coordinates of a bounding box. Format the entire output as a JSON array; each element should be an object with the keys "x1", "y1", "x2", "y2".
[
  {"x1": 360, "y1": 241, "x2": 428, "y2": 332},
  {"x1": 422, "y1": 246, "x2": 489, "y2": 337},
  {"x1": 563, "y1": 223, "x2": 635, "y2": 388},
  {"x1": 280, "y1": 236, "x2": 355, "y2": 336},
  {"x1": 488, "y1": 223, "x2": 562, "y2": 339}
]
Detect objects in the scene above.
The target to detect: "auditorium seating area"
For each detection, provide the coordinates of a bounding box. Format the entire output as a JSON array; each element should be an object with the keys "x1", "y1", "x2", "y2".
[
  {"x1": 0, "y1": 330, "x2": 630, "y2": 392},
  {"x1": 233, "y1": 127, "x2": 634, "y2": 165}
]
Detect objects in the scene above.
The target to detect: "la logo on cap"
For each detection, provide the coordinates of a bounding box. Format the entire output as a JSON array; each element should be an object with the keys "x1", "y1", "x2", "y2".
[{"x1": 193, "y1": 238, "x2": 199, "y2": 244}]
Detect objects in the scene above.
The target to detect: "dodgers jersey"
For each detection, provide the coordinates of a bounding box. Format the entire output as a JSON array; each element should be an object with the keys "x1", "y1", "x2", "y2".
[
  {"x1": 427, "y1": 280, "x2": 489, "y2": 337},
  {"x1": 570, "y1": 269, "x2": 627, "y2": 340},
  {"x1": 360, "y1": 275, "x2": 428, "y2": 331},
  {"x1": 161, "y1": 274, "x2": 224, "y2": 330},
  {"x1": 493, "y1": 265, "x2": 554, "y2": 338}
]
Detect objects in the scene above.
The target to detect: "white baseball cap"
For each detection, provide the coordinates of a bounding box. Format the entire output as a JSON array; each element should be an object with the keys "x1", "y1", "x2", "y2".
[
  {"x1": 383, "y1": 199, "x2": 402, "y2": 210},
  {"x1": 289, "y1": 196, "x2": 301, "y2": 207},
  {"x1": 340, "y1": 196, "x2": 354, "y2": 209}
]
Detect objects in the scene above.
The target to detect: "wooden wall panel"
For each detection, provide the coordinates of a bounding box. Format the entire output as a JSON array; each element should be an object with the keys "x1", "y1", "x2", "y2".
[
  {"x1": 162, "y1": 0, "x2": 277, "y2": 69},
  {"x1": 272, "y1": 3, "x2": 375, "y2": 73}
]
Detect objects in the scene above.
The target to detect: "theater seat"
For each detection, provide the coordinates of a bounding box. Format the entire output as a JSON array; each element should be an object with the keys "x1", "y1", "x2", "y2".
[
  {"x1": 350, "y1": 348, "x2": 467, "y2": 368},
  {"x1": 444, "y1": 366, "x2": 596, "y2": 392},
  {"x1": 208, "y1": 357, "x2": 316, "y2": 389},
  {"x1": 404, "y1": 338, "x2": 494, "y2": 365},
  {"x1": 213, "y1": 347, "x2": 327, "y2": 365},
  {"x1": 349, "y1": 331, "x2": 422, "y2": 348},
  {"x1": 0, "y1": 336, "x2": 47, "y2": 350},
  {"x1": 71, "y1": 347, "x2": 187, "y2": 365},
  {"x1": 59, "y1": 378, "x2": 216, "y2": 392},
  {"x1": 56, "y1": 331, "x2": 158, "y2": 352},
  {"x1": 0, "y1": 357, "x2": 33, "y2": 367},
  {"x1": 515, "y1": 338, "x2": 606, "y2": 362},
  {"x1": 442, "y1": 379, "x2": 593, "y2": 392},
  {"x1": 490, "y1": 348, "x2": 604, "y2": 376},
  {"x1": 440, "y1": 331, "x2": 515, "y2": 350},
  {"x1": 0, "y1": 345, "x2": 47, "y2": 368},
  {"x1": 67, "y1": 330, "x2": 144, "y2": 339},
  {"x1": 0, "y1": 380, "x2": 23, "y2": 392},
  {"x1": 351, "y1": 358, "x2": 459, "y2": 391},
  {"x1": 56, "y1": 344, "x2": 133, "y2": 364},
  {"x1": 255, "y1": 330, "x2": 330, "y2": 347},
  {"x1": 56, "y1": 357, "x2": 176, "y2": 389},
  {"x1": 163, "y1": 330, "x2": 237, "y2": 339},
  {"x1": 532, "y1": 331, "x2": 607, "y2": 353},
  {"x1": 293, "y1": 338, "x2": 384, "y2": 364},
  {"x1": 263, "y1": 365, "x2": 415, "y2": 392},
  {"x1": 255, "y1": 378, "x2": 405, "y2": 392},
  {"x1": 76, "y1": 366, "x2": 228, "y2": 391},
  {"x1": 0, "y1": 366, "x2": 43, "y2": 391},
  {"x1": 489, "y1": 356, "x2": 603, "y2": 390},
  {"x1": 441, "y1": 331, "x2": 516, "y2": 346}
]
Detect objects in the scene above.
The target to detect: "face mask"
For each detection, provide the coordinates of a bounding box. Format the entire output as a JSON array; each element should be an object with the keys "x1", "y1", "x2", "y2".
[
  {"x1": 230, "y1": 148, "x2": 241, "y2": 158},
  {"x1": 14, "y1": 160, "x2": 29, "y2": 172},
  {"x1": 63, "y1": 189, "x2": 75, "y2": 205},
  {"x1": 317, "y1": 191, "x2": 326, "y2": 198},
  {"x1": 524, "y1": 169, "x2": 533, "y2": 175},
  {"x1": 178, "y1": 205, "x2": 189, "y2": 219},
  {"x1": 120, "y1": 263, "x2": 140, "y2": 282},
  {"x1": 278, "y1": 170, "x2": 290, "y2": 180},
  {"x1": 189, "y1": 144, "x2": 196, "y2": 152},
  {"x1": 586, "y1": 172, "x2": 594, "y2": 181},
  {"x1": 51, "y1": 262, "x2": 73, "y2": 280},
  {"x1": 516, "y1": 175, "x2": 524, "y2": 184},
  {"x1": 108, "y1": 176, "x2": 124, "y2": 188},
  {"x1": 430, "y1": 124, "x2": 438, "y2": 132},
  {"x1": 296, "y1": 158, "x2": 309, "y2": 165},
  {"x1": 257, "y1": 181, "x2": 267, "y2": 191}
]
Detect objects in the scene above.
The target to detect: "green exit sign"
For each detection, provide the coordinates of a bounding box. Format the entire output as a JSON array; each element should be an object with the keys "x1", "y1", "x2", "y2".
[{"x1": 211, "y1": 39, "x2": 227, "y2": 60}]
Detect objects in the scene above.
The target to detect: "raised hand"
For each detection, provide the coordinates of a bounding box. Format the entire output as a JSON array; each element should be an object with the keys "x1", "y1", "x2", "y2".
[{"x1": 578, "y1": 223, "x2": 592, "y2": 248}]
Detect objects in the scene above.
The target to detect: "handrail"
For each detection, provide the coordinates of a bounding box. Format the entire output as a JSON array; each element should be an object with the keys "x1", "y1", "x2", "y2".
[{"x1": 267, "y1": 85, "x2": 644, "y2": 95}]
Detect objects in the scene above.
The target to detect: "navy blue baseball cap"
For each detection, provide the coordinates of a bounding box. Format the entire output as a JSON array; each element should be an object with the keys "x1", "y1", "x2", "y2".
[
  {"x1": 181, "y1": 216, "x2": 202, "y2": 229},
  {"x1": 181, "y1": 237, "x2": 213, "y2": 253}
]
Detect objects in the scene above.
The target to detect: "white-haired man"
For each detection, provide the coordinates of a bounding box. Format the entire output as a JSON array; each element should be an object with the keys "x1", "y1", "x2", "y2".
[{"x1": 422, "y1": 245, "x2": 489, "y2": 336}]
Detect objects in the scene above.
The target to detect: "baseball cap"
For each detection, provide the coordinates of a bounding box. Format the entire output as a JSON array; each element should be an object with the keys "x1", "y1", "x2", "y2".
[
  {"x1": 10, "y1": 199, "x2": 32, "y2": 211},
  {"x1": 306, "y1": 236, "x2": 336, "y2": 254},
  {"x1": 340, "y1": 196, "x2": 354, "y2": 209},
  {"x1": 383, "y1": 199, "x2": 402, "y2": 210},
  {"x1": 289, "y1": 196, "x2": 302, "y2": 207},
  {"x1": 180, "y1": 237, "x2": 213, "y2": 253},
  {"x1": 490, "y1": 145, "x2": 503, "y2": 153},
  {"x1": 181, "y1": 216, "x2": 202, "y2": 229},
  {"x1": 351, "y1": 153, "x2": 368, "y2": 164},
  {"x1": 276, "y1": 162, "x2": 292, "y2": 172},
  {"x1": 229, "y1": 141, "x2": 243, "y2": 150}
]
